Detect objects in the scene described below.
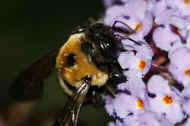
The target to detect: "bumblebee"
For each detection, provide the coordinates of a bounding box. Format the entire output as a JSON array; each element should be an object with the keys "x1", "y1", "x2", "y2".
[{"x1": 10, "y1": 20, "x2": 135, "y2": 126}]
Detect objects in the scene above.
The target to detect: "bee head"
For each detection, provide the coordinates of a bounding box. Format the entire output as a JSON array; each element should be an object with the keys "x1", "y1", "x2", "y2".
[
  {"x1": 86, "y1": 23, "x2": 119, "y2": 59},
  {"x1": 56, "y1": 22, "x2": 126, "y2": 97}
]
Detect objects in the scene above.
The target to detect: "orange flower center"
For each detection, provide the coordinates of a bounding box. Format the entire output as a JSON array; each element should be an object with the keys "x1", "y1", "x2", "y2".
[
  {"x1": 162, "y1": 95, "x2": 173, "y2": 105},
  {"x1": 184, "y1": 68, "x2": 190, "y2": 76},
  {"x1": 137, "y1": 60, "x2": 146, "y2": 70},
  {"x1": 134, "y1": 23, "x2": 142, "y2": 32},
  {"x1": 136, "y1": 99, "x2": 144, "y2": 109},
  {"x1": 184, "y1": 0, "x2": 190, "y2": 5}
]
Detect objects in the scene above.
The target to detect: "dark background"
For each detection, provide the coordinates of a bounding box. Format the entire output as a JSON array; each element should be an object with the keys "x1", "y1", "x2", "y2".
[{"x1": 0, "y1": 0, "x2": 109, "y2": 125}]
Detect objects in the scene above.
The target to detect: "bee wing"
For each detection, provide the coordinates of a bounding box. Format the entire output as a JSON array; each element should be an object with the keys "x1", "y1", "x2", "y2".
[
  {"x1": 54, "y1": 99, "x2": 82, "y2": 126},
  {"x1": 10, "y1": 48, "x2": 60, "y2": 101},
  {"x1": 54, "y1": 81, "x2": 90, "y2": 126}
]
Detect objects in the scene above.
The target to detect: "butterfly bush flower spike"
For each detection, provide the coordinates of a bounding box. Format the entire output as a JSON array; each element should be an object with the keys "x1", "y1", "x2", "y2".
[{"x1": 103, "y1": 0, "x2": 190, "y2": 126}]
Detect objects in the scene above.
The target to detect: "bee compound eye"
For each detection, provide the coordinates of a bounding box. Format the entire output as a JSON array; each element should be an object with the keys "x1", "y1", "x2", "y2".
[{"x1": 66, "y1": 53, "x2": 76, "y2": 67}]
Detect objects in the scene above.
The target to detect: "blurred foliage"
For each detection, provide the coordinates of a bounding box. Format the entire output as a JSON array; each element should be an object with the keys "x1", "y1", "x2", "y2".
[{"x1": 0, "y1": 0, "x2": 109, "y2": 126}]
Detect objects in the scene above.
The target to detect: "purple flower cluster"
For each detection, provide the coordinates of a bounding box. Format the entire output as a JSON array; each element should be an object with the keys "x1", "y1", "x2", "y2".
[{"x1": 103, "y1": 0, "x2": 190, "y2": 126}]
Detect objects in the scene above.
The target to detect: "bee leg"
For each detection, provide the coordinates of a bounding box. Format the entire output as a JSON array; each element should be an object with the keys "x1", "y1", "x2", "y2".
[
  {"x1": 86, "y1": 89, "x2": 105, "y2": 107},
  {"x1": 109, "y1": 60, "x2": 127, "y2": 85},
  {"x1": 105, "y1": 84, "x2": 116, "y2": 98},
  {"x1": 106, "y1": 64, "x2": 127, "y2": 97},
  {"x1": 109, "y1": 70, "x2": 126, "y2": 85},
  {"x1": 86, "y1": 85, "x2": 117, "y2": 107},
  {"x1": 112, "y1": 20, "x2": 136, "y2": 35}
]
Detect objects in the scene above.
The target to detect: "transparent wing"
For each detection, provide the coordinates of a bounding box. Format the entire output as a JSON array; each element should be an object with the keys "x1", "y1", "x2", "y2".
[
  {"x1": 10, "y1": 47, "x2": 60, "y2": 101},
  {"x1": 53, "y1": 80, "x2": 90, "y2": 126}
]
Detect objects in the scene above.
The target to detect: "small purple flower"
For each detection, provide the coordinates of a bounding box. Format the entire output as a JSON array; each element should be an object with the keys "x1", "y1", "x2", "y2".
[
  {"x1": 111, "y1": 111, "x2": 174, "y2": 126},
  {"x1": 155, "y1": 8, "x2": 180, "y2": 26},
  {"x1": 153, "y1": 25, "x2": 181, "y2": 51},
  {"x1": 122, "y1": 39, "x2": 153, "y2": 59},
  {"x1": 149, "y1": 0, "x2": 168, "y2": 18},
  {"x1": 104, "y1": 0, "x2": 153, "y2": 41},
  {"x1": 118, "y1": 42, "x2": 153, "y2": 75},
  {"x1": 147, "y1": 75, "x2": 184, "y2": 124},
  {"x1": 166, "y1": 0, "x2": 190, "y2": 16},
  {"x1": 117, "y1": 70, "x2": 146, "y2": 98},
  {"x1": 123, "y1": 112, "x2": 174, "y2": 126},
  {"x1": 104, "y1": 5, "x2": 127, "y2": 26},
  {"x1": 121, "y1": 9, "x2": 153, "y2": 41},
  {"x1": 168, "y1": 47, "x2": 190, "y2": 87},
  {"x1": 112, "y1": 93, "x2": 146, "y2": 118},
  {"x1": 104, "y1": 72, "x2": 147, "y2": 118},
  {"x1": 123, "y1": 0, "x2": 148, "y2": 20},
  {"x1": 118, "y1": 52, "x2": 151, "y2": 75}
]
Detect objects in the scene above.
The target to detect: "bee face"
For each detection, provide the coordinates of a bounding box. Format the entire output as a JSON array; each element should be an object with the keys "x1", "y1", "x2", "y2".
[{"x1": 56, "y1": 23, "x2": 126, "y2": 97}]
